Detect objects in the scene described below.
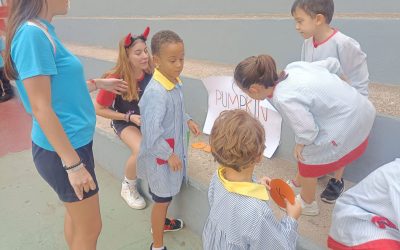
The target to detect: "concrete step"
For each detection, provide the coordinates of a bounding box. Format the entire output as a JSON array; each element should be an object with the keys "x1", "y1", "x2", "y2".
[
  {"x1": 66, "y1": 0, "x2": 400, "y2": 16},
  {"x1": 55, "y1": 16, "x2": 400, "y2": 85}
]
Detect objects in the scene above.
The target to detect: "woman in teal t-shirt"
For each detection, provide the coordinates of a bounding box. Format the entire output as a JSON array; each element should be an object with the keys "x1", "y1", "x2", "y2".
[{"x1": 4, "y1": 0, "x2": 127, "y2": 249}]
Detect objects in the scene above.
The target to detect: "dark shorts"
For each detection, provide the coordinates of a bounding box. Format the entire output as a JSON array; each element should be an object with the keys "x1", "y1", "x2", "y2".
[
  {"x1": 111, "y1": 120, "x2": 140, "y2": 137},
  {"x1": 149, "y1": 187, "x2": 172, "y2": 203},
  {"x1": 32, "y1": 141, "x2": 99, "y2": 202}
]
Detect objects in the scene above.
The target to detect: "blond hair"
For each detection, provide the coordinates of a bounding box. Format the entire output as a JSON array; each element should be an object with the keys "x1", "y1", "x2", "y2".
[
  {"x1": 210, "y1": 109, "x2": 266, "y2": 172},
  {"x1": 103, "y1": 38, "x2": 154, "y2": 101}
]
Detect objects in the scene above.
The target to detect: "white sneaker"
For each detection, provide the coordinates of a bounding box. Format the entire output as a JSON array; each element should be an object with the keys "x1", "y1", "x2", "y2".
[
  {"x1": 121, "y1": 182, "x2": 146, "y2": 209},
  {"x1": 296, "y1": 194, "x2": 319, "y2": 216},
  {"x1": 286, "y1": 179, "x2": 301, "y2": 194}
]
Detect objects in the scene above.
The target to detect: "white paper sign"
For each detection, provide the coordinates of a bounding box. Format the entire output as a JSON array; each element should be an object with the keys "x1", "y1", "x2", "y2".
[{"x1": 202, "y1": 76, "x2": 282, "y2": 158}]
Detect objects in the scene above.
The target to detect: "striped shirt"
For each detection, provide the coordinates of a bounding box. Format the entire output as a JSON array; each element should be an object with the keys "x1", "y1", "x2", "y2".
[
  {"x1": 328, "y1": 159, "x2": 400, "y2": 248},
  {"x1": 301, "y1": 30, "x2": 369, "y2": 96},
  {"x1": 202, "y1": 171, "x2": 298, "y2": 250},
  {"x1": 272, "y1": 59, "x2": 375, "y2": 165},
  {"x1": 137, "y1": 70, "x2": 190, "y2": 197}
]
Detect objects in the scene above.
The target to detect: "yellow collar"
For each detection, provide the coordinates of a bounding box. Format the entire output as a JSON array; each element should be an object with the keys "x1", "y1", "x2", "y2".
[
  {"x1": 153, "y1": 69, "x2": 182, "y2": 91},
  {"x1": 217, "y1": 167, "x2": 269, "y2": 201}
]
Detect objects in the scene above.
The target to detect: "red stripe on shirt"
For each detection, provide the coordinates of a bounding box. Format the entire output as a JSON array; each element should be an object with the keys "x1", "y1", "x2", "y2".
[
  {"x1": 95, "y1": 74, "x2": 120, "y2": 107},
  {"x1": 313, "y1": 28, "x2": 338, "y2": 48}
]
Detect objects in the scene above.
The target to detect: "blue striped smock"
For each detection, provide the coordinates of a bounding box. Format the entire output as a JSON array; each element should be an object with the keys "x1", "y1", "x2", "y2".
[
  {"x1": 272, "y1": 59, "x2": 375, "y2": 166},
  {"x1": 202, "y1": 172, "x2": 298, "y2": 250},
  {"x1": 328, "y1": 159, "x2": 400, "y2": 248},
  {"x1": 137, "y1": 70, "x2": 190, "y2": 198}
]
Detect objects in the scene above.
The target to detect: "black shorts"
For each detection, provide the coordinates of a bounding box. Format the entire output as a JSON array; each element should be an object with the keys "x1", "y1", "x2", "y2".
[
  {"x1": 111, "y1": 120, "x2": 140, "y2": 137},
  {"x1": 32, "y1": 141, "x2": 99, "y2": 202},
  {"x1": 149, "y1": 187, "x2": 172, "y2": 203}
]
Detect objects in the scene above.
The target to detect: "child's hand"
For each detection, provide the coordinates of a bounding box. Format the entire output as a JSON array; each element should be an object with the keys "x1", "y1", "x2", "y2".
[
  {"x1": 129, "y1": 115, "x2": 141, "y2": 126},
  {"x1": 285, "y1": 198, "x2": 302, "y2": 220},
  {"x1": 293, "y1": 144, "x2": 305, "y2": 162},
  {"x1": 168, "y1": 153, "x2": 182, "y2": 172},
  {"x1": 188, "y1": 120, "x2": 201, "y2": 136},
  {"x1": 258, "y1": 176, "x2": 272, "y2": 190}
]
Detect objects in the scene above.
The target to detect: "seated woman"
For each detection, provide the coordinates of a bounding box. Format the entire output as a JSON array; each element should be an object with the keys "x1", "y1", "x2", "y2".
[{"x1": 95, "y1": 27, "x2": 153, "y2": 209}]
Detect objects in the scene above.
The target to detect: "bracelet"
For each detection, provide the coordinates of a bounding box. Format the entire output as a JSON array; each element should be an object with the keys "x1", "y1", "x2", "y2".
[
  {"x1": 64, "y1": 159, "x2": 82, "y2": 170},
  {"x1": 66, "y1": 162, "x2": 84, "y2": 174},
  {"x1": 125, "y1": 110, "x2": 135, "y2": 123}
]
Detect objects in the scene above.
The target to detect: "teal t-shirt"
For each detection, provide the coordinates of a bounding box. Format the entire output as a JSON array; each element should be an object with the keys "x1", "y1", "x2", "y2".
[{"x1": 11, "y1": 19, "x2": 96, "y2": 151}]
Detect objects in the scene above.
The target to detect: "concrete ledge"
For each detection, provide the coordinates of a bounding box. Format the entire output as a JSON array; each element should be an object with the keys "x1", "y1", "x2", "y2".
[{"x1": 73, "y1": 45, "x2": 400, "y2": 118}]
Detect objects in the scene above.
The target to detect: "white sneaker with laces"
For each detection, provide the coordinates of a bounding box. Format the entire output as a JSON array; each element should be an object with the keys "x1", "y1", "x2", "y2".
[
  {"x1": 121, "y1": 182, "x2": 146, "y2": 209},
  {"x1": 296, "y1": 194, "x2": 319, "y2": 216},
  {"x1": 286, "y1": 179, "x2": 301, "y2": 194}
]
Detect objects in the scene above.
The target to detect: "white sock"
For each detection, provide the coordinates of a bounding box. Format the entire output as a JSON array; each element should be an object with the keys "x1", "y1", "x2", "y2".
[
  {"x1": 124, "y1": 177, "x2": 137, "y2": 186},
  {"x1": 152, "y1": 246, "x2": 165, "y2": 250}
]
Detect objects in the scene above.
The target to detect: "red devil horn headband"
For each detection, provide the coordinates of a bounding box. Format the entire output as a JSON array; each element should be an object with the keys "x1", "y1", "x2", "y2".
[
  {"x1": 124, "y1": 26, "x2": 150, "y2": 48},
  {"x1": 124, "y1": 33, "x2": 132, "y2": 47},
  {"x1": 142, "y1": 26, "x2": 150, "y2": 39}
]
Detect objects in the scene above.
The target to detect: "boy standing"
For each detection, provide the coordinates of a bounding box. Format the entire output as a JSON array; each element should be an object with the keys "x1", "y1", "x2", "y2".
[
  {"x1": 137, "y1": 30, "x2": 200, "y2": 250},
  {"x1": 291, "y1": 0, "x2": 370, "y2": 203}
]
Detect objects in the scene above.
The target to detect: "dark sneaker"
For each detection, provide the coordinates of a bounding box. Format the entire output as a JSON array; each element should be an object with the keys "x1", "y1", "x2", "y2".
[
  {"x1": 164, "y1": 218, "x2": 184, "y2": 232},
  {"x1": 321, "y1": 178, "x2": 344, "y2": 203},
  {"x1": 150, "y1": 243, "x2": 167, "y2": 250},
  {"x1": 150, "y1": 218, "x2": 184, "y2": 234}
]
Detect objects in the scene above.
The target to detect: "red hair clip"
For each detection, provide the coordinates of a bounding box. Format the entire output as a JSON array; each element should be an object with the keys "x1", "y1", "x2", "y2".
[{"x1": 124, "y1": 26, "x2": 150, "y2": 48}]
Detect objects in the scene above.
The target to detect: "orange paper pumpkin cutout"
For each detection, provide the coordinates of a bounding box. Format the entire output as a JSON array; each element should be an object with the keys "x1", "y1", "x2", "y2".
[
  {"x1": 202, "y1": 145, "x2": 211, "y2": 153},
  {"x1": 191, "y1": 142, "x2": 207, "y2": 149},
  {"x1": 269, "y1": 179, "x2": 295, "y2": 208}
]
